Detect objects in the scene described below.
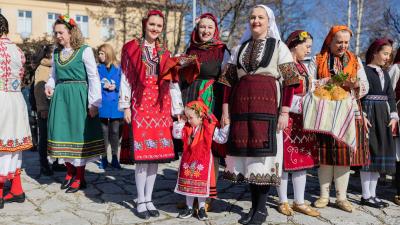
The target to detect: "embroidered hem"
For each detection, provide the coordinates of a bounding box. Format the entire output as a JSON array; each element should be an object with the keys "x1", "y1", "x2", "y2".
[
  {"x1": 0, "y1": 136, "x2": 33, "y2": 152},
  {"x1": 48, "y1": 139, "x2": 104, "y2": 159},
  {"x1": 223, "y1": 170, "x2": 280, "y2": 186}
]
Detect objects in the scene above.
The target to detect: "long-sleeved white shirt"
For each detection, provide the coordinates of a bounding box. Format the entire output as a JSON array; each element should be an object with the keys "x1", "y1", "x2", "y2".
[{"x1": 172, "y1": 121, "x2": 230, "y2": 144}]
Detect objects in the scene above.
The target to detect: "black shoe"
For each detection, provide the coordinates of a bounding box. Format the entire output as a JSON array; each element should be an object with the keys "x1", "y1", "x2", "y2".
[
  {"x1": 360, "y1": 197, "x2": 383, "y2": 208},
  {"x1": 238, "y1": 208, "x2": 254, "y2": 224},
  {"x1": 52, "y1": 163, "x2": 67, "y2": 172},
  {"x1": 373, "y1": 197, "x2": 389, "y2": 208},
  {"x1": 136, "y1": 202, "x2": 150, "y2": 220},
  {"x1": 197, "y1": 207, "x2": 208, "y2": 220},
  {"x1": 4, "y1": 192, "x2": 25, "y2": 203},
  {"x1": 145, "y1": 201, "x2": 160, "y2": 217},
  {"x1": 178, "y1": 206, "x2": 193, "y2": 219},
  {"x1": 61, "y1": 178, "x2": 74, "y2": 190},
  {"x1": 40, "y1": 166, "x2": 53, "y2": 176},
  {"x1": 65, "y1": 180, "x2": 87, "y2": 193},
  {"x1": 248, "y1": 209, "x2": 267, "y2": 225},
  {"x1": 0, "y1": 198, "x2": 4, "y2": 209}
]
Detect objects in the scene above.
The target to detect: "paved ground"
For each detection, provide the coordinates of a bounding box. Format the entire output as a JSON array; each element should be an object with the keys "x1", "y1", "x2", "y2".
[{"x1": 1, "y1": 150, "x2": 399, "y2": 225}]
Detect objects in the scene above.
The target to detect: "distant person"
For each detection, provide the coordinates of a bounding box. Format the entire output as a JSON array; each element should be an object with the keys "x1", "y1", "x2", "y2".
[{"x1": 97, "y1": 43, "x2": 123, "y2": 169}]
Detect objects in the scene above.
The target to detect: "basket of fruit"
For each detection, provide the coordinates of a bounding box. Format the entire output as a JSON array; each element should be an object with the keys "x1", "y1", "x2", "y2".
[{"x1": 302, "y1": 71, "x2": 357, "y2": 149}]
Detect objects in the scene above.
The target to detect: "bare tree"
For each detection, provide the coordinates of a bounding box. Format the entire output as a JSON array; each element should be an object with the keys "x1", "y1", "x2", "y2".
[
  {"x1": 355, "y1": 0, "x2": 364, "y2": 55},
  {"x1": 384, "y1": 8, "x2": 400, "y2": 44}
]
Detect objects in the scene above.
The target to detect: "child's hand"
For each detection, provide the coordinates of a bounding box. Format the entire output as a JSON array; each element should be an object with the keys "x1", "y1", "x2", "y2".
[
  {"x1": 221, "y1": 117, "x2": 230, "y2": 128},
  {"x1": 177, "y1": 114, "x2": 186, "y2": 123}
]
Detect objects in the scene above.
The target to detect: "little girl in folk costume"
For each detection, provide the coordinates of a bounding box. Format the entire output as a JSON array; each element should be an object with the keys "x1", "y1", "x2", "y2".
[{"x1": 173, "y1": 101, "x2": 230, "y2": 220}]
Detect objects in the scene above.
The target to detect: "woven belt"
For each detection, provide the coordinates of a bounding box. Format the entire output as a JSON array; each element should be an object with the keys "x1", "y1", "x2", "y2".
[
  {"x1": 56, "y1": 80, "x2": 87, "y2": 85},
  {"x1": 364, "y1": 95, "x2": 388, "y2": 101}
]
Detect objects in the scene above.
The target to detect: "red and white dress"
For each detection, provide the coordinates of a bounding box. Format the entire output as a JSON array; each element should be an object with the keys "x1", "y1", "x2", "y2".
[
  {"x1": 0, "y1": 37, "x2": 32, "y2": 182},
  {"x1": 173, "y1": 120, "x2": 229, "y2": 197},
  {"x1": 282, "y1": 63, "x2": 318, "y2": 171}
]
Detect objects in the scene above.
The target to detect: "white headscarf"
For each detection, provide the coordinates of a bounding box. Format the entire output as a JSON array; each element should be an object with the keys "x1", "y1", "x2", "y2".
[{"x1": 239, "y1": 4, "x2": 281, "y2": 44}]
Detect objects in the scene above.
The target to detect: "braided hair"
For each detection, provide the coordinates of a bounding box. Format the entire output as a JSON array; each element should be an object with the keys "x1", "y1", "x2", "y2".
[{"x1": 0, "y1": 14, "x2": 9, "y2": 36}]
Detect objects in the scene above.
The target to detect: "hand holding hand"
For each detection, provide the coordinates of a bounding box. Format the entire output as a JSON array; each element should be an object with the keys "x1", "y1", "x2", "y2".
[
  {"x1": 88, "y1": 106, "x2": 98, "y2": 118},
  {"x1": 124, "y1": 108, "x2": 132, "y2": 124},
  {"x1": 45, "y1": 87, "x2": 54, "y2": 98}
]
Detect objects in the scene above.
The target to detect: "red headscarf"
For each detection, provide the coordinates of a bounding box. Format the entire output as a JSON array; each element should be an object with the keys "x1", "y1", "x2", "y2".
[
  {"x1": 316, "y1": 25, "x2": 359, "y2": 79},
  {"x1": 141, "y1": 10, "x2": 164, "y2": 37},
  {"x1": 121, "y1": 9, "x2": 170, "y2": 106},
  {"x1": 190, "y1": 13, "x2": 224, "y2": 49},
  {"x1": 186, "y1": 13, "x2": 226, "y2": 63},
  {"x1": 365, "y1": 38, "x2": 393, "y2": 64}
]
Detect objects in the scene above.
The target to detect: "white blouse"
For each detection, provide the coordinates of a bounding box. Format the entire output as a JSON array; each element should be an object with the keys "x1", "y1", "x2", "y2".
[
  {"x1": 45, "y1": 47, "x2": 102, "y2": 108},
  {"x1": 172, "y1": 121, "x2": 230, "y2": 144},
  {"x1": 389, "y1": 64, "x2": 400, "y2": 90}
]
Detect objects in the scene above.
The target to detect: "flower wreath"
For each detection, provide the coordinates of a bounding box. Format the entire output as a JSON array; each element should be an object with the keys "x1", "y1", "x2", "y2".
[{"x1": 58, "y1": 14, "x2": 76, "y2": 29}]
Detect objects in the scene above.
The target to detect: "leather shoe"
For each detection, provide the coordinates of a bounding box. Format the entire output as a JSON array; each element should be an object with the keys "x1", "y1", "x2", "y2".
[
  {"x1": 248, "y1": 209, "x2": 268, "y2": 225},
  {"x1": 148, "y1": 209, "x2": 159, "y2": 217},
  {"x1": 65, "y1": 180, "x2": 87, "y2": 193},
  {"x1": 4, "y1": 192, "x2": 25, "y2": 203},
  {"x1": 360, "y1": 197, "x2": 383, "y2": 208},
  {"x1": 61, "y1": 178, "x2": 74, "y2": 190},
  {"x1": 0, "y1": 198, "x2": 4, "y2": 209},
  {"x1": 238, "y1": 208, "x2": 254, "y2": 224}
]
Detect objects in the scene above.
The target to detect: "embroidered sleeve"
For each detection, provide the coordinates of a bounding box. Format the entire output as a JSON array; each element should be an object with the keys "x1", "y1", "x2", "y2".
[
  {"x1": 218, "y1": 63, "x2": 238, "y2": 87},
  {"x1": 170, "y1": 82, "x2": 184, "y2": 116},
  {"x1": 172, "y1": 121, "x2": 185, "y2": 139},
  {"x1": 278, "y1": 62, "x2": 301, "y2": 87},
  {"x1": 118, "y1": 71, "x2": 131, "y2": 111},
  {"x1": 213, "y1": 124, "x2": 230, "y2": 144},
  {"x1": 356, "y1": 57, "x2": 369, "y2": 99}
]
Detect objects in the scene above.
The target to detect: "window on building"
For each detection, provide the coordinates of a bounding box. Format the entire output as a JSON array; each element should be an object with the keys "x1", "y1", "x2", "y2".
[
  {"x1": 17, "y1": 10, "x2": 32, "y2": 37},
  {"x1": 75, "y1": 15, "x2": 89, "y2": 38},
  {"x1": 101, "y1": 17, "x2": 115, "y2": 41},
  {"x1": 47, "y1": 12, "x2": 61, "y2": 34}
]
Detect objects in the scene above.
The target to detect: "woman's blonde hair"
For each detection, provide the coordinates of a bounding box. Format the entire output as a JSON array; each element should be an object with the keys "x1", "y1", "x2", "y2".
[
  {"x1": 98, "y1": 43, "x2": 119, "y2": 68},
  {"x1": 53, "y1": 20, "x2": 84, "y2": 50}
]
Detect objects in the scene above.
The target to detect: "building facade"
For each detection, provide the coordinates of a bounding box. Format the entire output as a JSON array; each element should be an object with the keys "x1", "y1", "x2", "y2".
[{"x1": 0, "y1": 0, "x2": 185, "y2": 55}]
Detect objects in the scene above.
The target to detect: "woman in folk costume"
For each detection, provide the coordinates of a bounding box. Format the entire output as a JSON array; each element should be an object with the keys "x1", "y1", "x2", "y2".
[
  {"x1": 389, "y1": 47, "x2": 400, "y2": 206},
  {"x1": 219, "y1": 5, "x2": 301, "y2": 225},
  {"x1": 0, "y1": 14, "x2": 33, "y2": 209},
  {"x1": 45, "y1": 15, "x2": 104, "y2": 193},
  {"x1": 359, "y1": 38, "x2": 397, "y2": 208},
  {"x1": 97, "y1": 43, "x2": 124, "y2": 169},
  {"x1": 173, "y1": 101, "x2": 230, "y2": 220},
  {"x1": 308, "y1": 25, "x2": 369, "y2": 212},
  {"x1": 119, "y1": 10, "x2": 183, "y2": 220},
  {"x1": 276, "y1": 30, "x2": 320, "y2": 217},
  {"x1": 180, "y1": 12, "x2": 230, "y2": 209}
]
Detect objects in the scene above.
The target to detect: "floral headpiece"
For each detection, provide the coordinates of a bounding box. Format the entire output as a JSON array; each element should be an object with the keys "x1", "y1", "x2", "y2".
[
  {"x1": 58, "y1": 14, "x2": 76, "y2": 30},
  {"x1": 298, "y1": 31, "x2": 309, "y2": 41}
]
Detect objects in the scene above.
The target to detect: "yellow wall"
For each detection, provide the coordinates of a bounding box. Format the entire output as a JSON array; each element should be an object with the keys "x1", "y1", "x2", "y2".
[{"x1": 0, "y1": 0, "x2": 185, "y2": 55}]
